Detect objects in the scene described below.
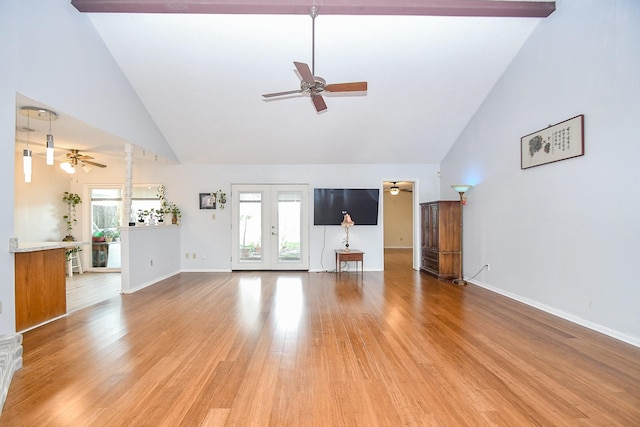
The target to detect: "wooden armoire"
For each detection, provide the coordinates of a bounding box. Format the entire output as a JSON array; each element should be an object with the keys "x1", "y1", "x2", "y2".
[{"x1": 420, "y1": 201, "x2": 461, "y2": 280}]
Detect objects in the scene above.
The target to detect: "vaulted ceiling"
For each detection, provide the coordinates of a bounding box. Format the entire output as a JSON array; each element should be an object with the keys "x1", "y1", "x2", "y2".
[{"x1": 17, "y1": 1, "x2": 555, "y2": 166}]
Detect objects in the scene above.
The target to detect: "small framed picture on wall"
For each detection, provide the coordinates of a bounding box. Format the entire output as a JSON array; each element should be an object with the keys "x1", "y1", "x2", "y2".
[{"x1": 199, "y1": 192, "x2": 216, "y2": 209}]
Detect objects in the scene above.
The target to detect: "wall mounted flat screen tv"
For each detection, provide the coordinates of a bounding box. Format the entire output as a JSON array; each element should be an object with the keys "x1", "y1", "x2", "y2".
[{"x1": 314, "y1": 188, "x2": 380, "y2": 226}]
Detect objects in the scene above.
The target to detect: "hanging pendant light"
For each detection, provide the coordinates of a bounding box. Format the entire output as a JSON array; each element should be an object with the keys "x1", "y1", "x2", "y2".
[
  {"x1": 46, "y1": 112, "x2": 55, "y2": 165},
  {"x1": 23, "y1": 148, "x2": 32, "y2": 183},
  {"x1": 46, "y1": 134, "x2": 54, "y2": 165},
  {"x1": 389, "y1": 182, "x2": 400, "y2": 196},
  {"x1": 19, "y1": 106, "x2": 58, "y2": 170},
  {"x1": 23, "y1": 111, "x2": 33, "y2": 183}
]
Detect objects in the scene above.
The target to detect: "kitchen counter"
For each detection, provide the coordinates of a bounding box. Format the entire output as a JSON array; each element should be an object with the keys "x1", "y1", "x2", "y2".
[
  {"x1": 12, "y1": 241, "x2": 89, "y2": 331},
  {"x1": 9, "y1": 241, "x2": 89, "y2": 253}
]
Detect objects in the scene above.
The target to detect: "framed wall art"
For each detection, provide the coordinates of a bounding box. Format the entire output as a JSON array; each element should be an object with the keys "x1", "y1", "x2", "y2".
[
  {"x1": 199, "y1": 192, "x2": 216, "y2": 209},
  {"x1": 521, "y1": 114, "x2": 584, "y2": 169}
]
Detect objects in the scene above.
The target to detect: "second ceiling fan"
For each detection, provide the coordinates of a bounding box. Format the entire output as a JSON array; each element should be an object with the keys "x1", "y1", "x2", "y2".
[
  {"x1": 61, "y1": 149, "x2": 107, "y2": 173},
  {"x1": 262, "y1": 6, "x2": 368, "y2": 113}
]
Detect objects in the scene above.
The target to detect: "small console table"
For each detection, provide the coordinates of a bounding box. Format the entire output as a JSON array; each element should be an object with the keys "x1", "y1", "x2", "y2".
[{"x1": 335, "y1": 249, "x2": 364, "y2": 275}]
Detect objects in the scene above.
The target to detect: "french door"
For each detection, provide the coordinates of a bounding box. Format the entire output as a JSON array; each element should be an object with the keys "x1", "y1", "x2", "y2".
[{"x1": 231, "y1": 184, "x2": 309, "y2": 270}]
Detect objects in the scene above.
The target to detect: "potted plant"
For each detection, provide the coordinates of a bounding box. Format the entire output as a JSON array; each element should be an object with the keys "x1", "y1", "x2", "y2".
[
  {"x1": 92, "y1": 229, "x2": 105, "y2": 242},
  {"x1": 137, "y1": 209, "x2": 149, "y2": 224},
  {"x1": 153, "y1": 208, "x2": 165, "y2": 223},
  {"x1": 158, "y1": 185, "x2": 181, "y2": 224},
  {"x1": 62, "y1": 192, "x2": 82, "y2": 241},
  {"x1": 104, "y1": 229, "x2": 116, "y2": 242},
  {"x1": 166, "y1": 202, "x2": 181, "y2": 224}
]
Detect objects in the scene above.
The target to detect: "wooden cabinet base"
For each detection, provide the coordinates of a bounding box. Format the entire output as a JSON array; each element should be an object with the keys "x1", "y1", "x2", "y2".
[{"x1": 15, "y1": 248, "x2": 66, "y2": 331}]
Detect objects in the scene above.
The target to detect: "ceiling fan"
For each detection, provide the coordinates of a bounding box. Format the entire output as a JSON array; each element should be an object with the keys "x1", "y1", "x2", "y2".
[
  {"x1": 61, "y1": 149, "x2": 107, "y2": 174},
  {"x1": 262, "y1": 6, "x2": 367, "y2": 113}
]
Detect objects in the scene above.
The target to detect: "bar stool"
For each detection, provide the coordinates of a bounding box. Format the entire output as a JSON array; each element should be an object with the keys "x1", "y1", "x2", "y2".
[{"x1": 67, "y1": 249, "x2": 83, "y2": 277}]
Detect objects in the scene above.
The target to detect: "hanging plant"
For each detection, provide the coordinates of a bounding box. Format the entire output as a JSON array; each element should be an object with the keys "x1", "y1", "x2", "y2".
[{"x1": 62, "y1": 191, "x2": 82, "y2": 241}]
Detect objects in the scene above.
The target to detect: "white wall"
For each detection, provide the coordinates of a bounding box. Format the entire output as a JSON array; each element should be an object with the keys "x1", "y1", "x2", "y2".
[{"x1": 440, "y1": 0, "x2": 640, "y2": 346}]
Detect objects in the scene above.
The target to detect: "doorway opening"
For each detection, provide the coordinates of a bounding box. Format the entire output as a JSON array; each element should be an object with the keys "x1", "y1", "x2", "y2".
[
  {"x1": 383, "y1": 181, "x2": 415, "y2": 270},
  {"x1": 90, "y1": 187, "x2": 123, "y2": 270}
]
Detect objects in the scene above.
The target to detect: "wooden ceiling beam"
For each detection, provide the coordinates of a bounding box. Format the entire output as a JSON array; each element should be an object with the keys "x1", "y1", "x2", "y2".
[{"x1": 71, "y1": 0, "x2": 555, "y2": 18}]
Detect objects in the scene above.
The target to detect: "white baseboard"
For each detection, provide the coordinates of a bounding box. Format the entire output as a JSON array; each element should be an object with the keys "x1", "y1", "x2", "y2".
[
  {"x1": 469, "y1": 279, "x2": 640, "y2": 348},
  {"x1": 123, "y1": 270, "x2": 180, "y2": 294}
]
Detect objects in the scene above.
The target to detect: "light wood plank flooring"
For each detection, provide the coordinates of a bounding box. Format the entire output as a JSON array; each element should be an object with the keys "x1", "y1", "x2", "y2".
[
  {"x1": 66, "y1": 272, "x2": 121, "y2": 313},
  {"x1": 2, "y1": 249, "x2": 639, "y2": 425}
]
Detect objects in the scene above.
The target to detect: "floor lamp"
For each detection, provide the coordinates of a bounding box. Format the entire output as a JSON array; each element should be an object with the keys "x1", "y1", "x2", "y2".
[{"x1": 451, "y1": 184, "x2": 472, "y2": 286}]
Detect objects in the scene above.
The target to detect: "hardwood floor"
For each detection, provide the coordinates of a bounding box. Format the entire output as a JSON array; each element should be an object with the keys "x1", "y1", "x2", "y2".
[
  {"x1": 2, "y1": 249, "x2": 639, "y2": 425},
  {"x1": 66, "y1": 272, "x2": 121, "y2": 314}
]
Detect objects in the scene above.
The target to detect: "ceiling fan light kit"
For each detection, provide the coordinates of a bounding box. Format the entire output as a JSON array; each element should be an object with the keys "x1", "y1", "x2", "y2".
[
  {"x1": 60, "y1": 161, "x2": 76, "y2": 174},
  {"x1": 262, "y1": 7, "x2": 367, "y2": 113},
  {"x1": 61, "y1": 149, "x2": 107, "y2": 174}
]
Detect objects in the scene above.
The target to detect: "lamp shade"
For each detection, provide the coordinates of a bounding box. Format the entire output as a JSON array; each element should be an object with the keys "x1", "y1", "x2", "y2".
[
  {"x1": 451, "y1": 184, "x2": 472, "y2": 194},
  {"x1": 341, "y1": 213, "x2": 354, "y2": 227},
  {"x1": 389, "y1": 184, "x2": 400, "y2": 196}
]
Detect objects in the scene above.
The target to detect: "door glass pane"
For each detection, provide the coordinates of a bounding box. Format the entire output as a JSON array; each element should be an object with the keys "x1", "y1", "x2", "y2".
[
  {"x1": 91, "y1": 188, "x2": 122, "y2": 268},
  {"x1": 277, "y1": 191, "x2": 301, "y2": 262},
  {"x1": 239, "y1": 192, "x2": 262, "y2": 262}
]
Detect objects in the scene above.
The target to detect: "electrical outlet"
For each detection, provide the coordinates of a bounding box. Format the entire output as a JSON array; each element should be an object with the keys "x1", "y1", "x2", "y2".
[
  {"x1": 185, "y1": 252, "x2": 189, "y2": 259},
  {"x1": 192, "y1": 253, "x2": 196, "y2": 259},
  {"x1": 211, "y1": 213, "x2": 216, "y2": 220},
  {"x1": 486, "y1": 263, "x2": 490, "y2": 272},
  {"x1": 0, "y1": 300, "x2": 3, "y2": 313}
]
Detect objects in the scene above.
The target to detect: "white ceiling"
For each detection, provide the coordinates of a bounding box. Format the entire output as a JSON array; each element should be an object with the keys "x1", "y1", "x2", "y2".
[{"x1": 16, "y1": 3, "x2": 549, "y2": 166}]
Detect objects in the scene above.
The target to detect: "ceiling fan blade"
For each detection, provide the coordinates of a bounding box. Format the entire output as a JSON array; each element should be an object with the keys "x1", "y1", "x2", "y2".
[
  {"x1": 262, "y1": 89, "x2": 303, "y2": 98},
  {"x1": 82, "y1": 160, "x2": 107, "y2": 168},
  {"x1": 324, "y1": 82, "x2": 368, "y2": 93},
  {"x1": 294, "y1": 61, "x2": 315, "y2": 85},
  {"x1": 67, "y1": 151, "x2": 94, "y2": 160},
  {"x1": 312, "y1": 94, "x2": 327, "y2": 112}
]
